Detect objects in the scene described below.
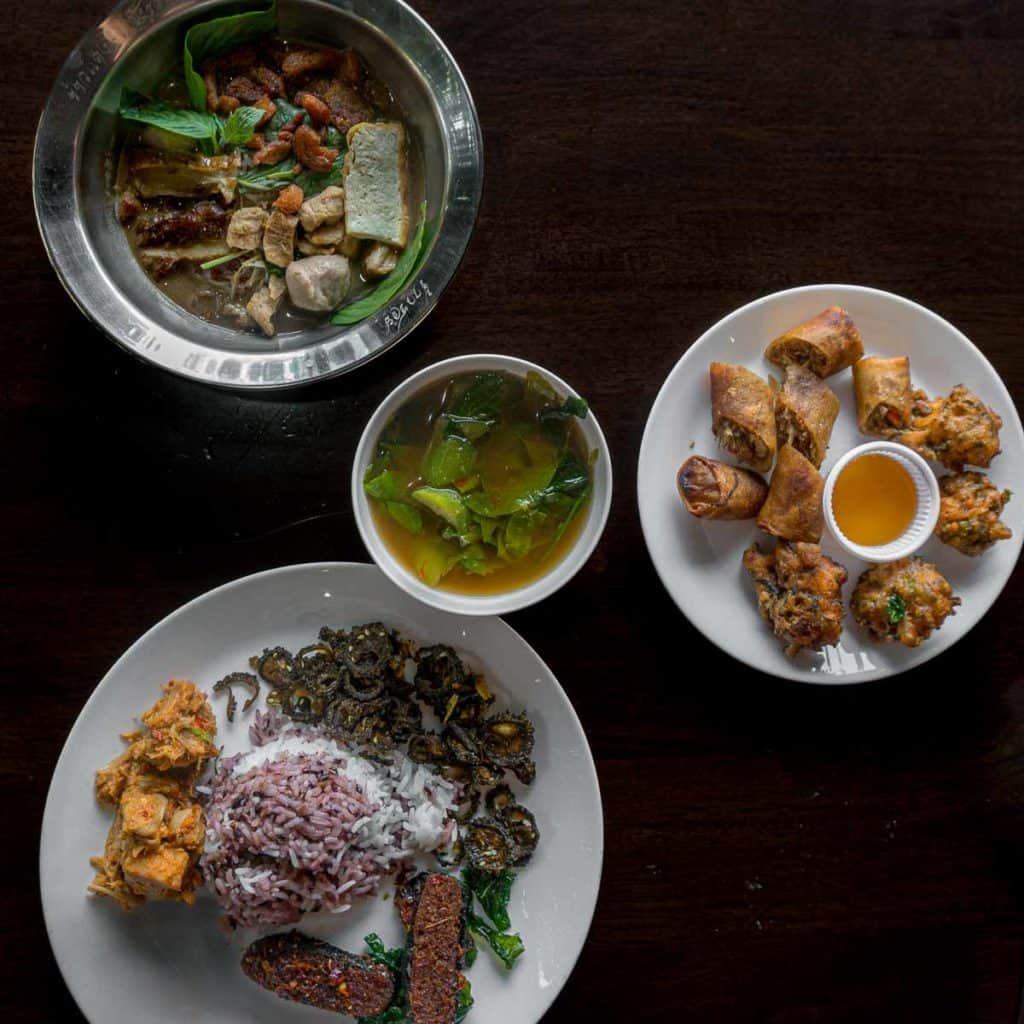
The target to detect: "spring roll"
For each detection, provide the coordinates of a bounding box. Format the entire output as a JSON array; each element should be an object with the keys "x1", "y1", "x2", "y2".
[
  {"x1": 765, "y1": 305, "x2": 864, "y2": 378},
  {"x1": 677, "y1": 456, "x2": 768, "y2": 520},
  {"x1": 853, "y1": 356, "x2": 911, "y2": 436},
  {"x1": 710, "y1": 362, "x2": 776, "y2": 474},
  {"x1": 756, "y1": 444, "x2": 824, "y2": 542},
  {"x1": 774, "y1": 364, "x2": 839, "y2": 468}
]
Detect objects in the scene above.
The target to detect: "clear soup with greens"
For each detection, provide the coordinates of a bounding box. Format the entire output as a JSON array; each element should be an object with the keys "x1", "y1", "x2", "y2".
[{"x1": 364, "y1": 371, "x2": 594, "y2": 594}]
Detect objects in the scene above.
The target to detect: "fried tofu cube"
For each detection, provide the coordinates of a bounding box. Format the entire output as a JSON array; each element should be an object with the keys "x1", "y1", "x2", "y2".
[
  {"x1": 122, "y1": 845, "x2": 190, "y2": 895},
  {"x1": 343, "y1": 123, "x2": 408, "y2": 248},
  {"x1": 120, "y1": 788, "x2": 168, "y2": 840}
]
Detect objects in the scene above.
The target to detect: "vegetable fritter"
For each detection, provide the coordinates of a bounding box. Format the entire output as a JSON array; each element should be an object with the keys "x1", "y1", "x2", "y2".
[
  {"x1": 935, "y1": 472, "x2": 1012, "y2": 556},
  {"x1": 850, "y1": 557, "x2": 960, "y2": 647},
  {"x1": 742, "y1": 541, "x2": 848, "y2": 657},
  {"x1": 900, "y1": 384, "x2": 1002, "y2": 471}
]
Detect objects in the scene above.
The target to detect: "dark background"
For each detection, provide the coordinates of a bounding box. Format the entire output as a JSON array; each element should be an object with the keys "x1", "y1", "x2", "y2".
[{"x1": 7, "y1": 0, "x2": 1024, "y2": 1020}]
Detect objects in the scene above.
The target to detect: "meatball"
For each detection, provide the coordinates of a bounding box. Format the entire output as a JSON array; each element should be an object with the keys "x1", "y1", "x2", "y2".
[
  {"x1": 742, "y1": 541, "x2": 848, "y2": 657},
  {"x1": 285, "y1": 255, "x2": 351, "y2": 311},
  {"x1": 850, "y1": 557, "x2": 960, "y2": 647},
  {"x1": 935, "y1": 472, "x2": 1012, "y2": 556}
]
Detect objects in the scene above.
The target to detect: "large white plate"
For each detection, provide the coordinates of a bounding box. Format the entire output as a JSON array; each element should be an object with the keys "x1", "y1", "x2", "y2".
[
  {"x1": 40, "y1": 563, "x2": 602, "y2": 1023},
  {"x1": 638, "y1": 284, "x2": 1024, "y2": 683}
]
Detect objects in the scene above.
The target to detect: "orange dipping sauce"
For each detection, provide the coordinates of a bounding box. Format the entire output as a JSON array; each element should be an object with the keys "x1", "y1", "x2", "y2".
[{"x1": 832, "y1": 453, "x2": 917, "y2": 545}]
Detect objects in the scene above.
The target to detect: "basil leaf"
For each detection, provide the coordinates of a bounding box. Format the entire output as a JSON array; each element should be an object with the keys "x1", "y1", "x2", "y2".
[
  {"x1": 119, "y1": 94, "x2": 221, "y2": 146},
  {"x1": 221, "y1": 105, "x2": 264, "y2": 146},
  {"x1": 293, "y1": 153, "x2": 345, "y2": 197},
  {"x1": 237, "y1": 157, "x2": 298, "y2": 192},
  {"x1": 183, "y1": 0, "x2": 278, "y2": 112},
  {"x1": 332, "y1": 202, "x2": 428, "y2": 325}
]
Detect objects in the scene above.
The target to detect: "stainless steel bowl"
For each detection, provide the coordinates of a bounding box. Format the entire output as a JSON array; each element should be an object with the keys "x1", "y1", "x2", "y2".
[{"x1": 33, "y1": 0, "x2": 482, "y2": 389}]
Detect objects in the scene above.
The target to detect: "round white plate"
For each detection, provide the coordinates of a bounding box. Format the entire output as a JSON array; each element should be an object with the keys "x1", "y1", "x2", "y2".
[
  {"x1": 40, "y1": 563, "x2": 602, "y2": 1023},
  {"x1": 638, "y1": 284, "x2": 1024, "y2": 683}
]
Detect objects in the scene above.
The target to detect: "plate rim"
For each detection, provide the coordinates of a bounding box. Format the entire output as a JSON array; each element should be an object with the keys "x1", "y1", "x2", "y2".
[
  {"x1": 39, "y1": 560, "x2": 604, "y2": 1023},
  {"x1": 637, "y1": 282, "x2": 1024, "y2": 684}
]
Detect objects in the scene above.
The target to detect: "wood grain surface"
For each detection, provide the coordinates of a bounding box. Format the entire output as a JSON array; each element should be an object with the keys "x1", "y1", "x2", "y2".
[{"x1": 6, "y1": 1, "x2": 1024, "y2": 1020}]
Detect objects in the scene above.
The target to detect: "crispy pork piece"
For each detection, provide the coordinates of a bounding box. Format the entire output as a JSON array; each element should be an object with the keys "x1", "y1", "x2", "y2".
[
  {"x1": 304, "y1": 74, "x2": 374, "y2": 131},
  {"x1": 134, "y1": 201, "x2": 228, "y2": 247},
  {"x1": 241, "y1": 931, "x2": 395, "y2": 1017}
]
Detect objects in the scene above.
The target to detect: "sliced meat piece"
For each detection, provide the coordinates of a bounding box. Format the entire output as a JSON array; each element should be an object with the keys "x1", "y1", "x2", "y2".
[
  {"x1": 223, "y1": 75, "x2": 266, "y2": 104},
  {"x1": 245, "y1": 275, "x2": 286, "y2": 337},
  {"x1": 125, "y1": 149, "x2": 241, "y2": 204},
  {"x1": 118, "y1": 190, "x2": 141, "y2": 225},
  {"x1": 242, "y1": 931, "x2": 395, "y2": 1017},
  {"x1": 298, "y1": 185, "x2": 345, "y2": 233},
  {"x1": 139, "y1": 239, "x2": 230, "y2": 279},
  {"x1": 344, "y1": 122, "x2": 409, "y2": 247},
  {"x1": 408, "y1": 874, "x2": 466, "y2": 1024},
  {"x1": 262, "y1": 210, "x2": 298, "y2": 267},
  {"x1": 226, "y1": 207, "x2": 268, "y2": 250},
  {"x1": 339, "y1": 49, "x2": 364, "y2": 85},
  {"x1": 364, "y1": 241, "x2": 398, "y2": 279},
  {"x1": 251, "y1": 65, "x2": 285, "y2": 97},
  {"x1": 305, "y1": 75, "x2": 374, "y2": 132},
  {"x1": 135, "y1": 201, "x2": 227, "y2": 247},
  {"x1": 285, "y1": 255, "x2": 351, "y2": 311},
  {"x1": 281, "y1": 47, "x2": 344, "y2": 81}
]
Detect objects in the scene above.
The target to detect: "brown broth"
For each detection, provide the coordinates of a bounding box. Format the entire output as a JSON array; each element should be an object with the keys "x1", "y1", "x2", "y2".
[{"x1": 366, "y1": 372, "x2": 594, "y2": 595}]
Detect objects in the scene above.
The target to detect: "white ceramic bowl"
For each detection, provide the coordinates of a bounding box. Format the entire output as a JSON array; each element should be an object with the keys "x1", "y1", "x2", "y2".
[
  {"x1": 823, "y1": 441, "x2": 941, "y2": 562},
  {"x1": 352, "y1": 354, "x2": 613, "y2": 615}
]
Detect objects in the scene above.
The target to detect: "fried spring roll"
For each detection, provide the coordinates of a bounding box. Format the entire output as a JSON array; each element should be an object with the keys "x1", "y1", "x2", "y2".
[
  {"x1": 710, "y1": 362, "x2": 776, "y2": 474},
  {"x1": 853, "y1": 356, "x2": 911, "y2": 436},
  {"x1": 756, "y1": 443, "x2": 825, "y2": 542},
  {"x1": 677, "y1": 455, "x2": 768, "y2": 520},
  {"x1": 774, "y1": 363, "x2": 840, "y2": 468},
  {"x1": 765, "y1": 305, "x2": 864, "y2": 378}
]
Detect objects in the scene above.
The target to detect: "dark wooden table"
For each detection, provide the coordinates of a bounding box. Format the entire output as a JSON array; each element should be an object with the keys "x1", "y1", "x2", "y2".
[{"x1": 8, "y1": 1, "x2": 1024, "y2": 1020}]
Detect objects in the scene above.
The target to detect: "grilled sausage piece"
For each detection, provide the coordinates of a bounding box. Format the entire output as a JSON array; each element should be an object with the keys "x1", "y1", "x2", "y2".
[
  {"x1": 408, "y1": 874, "x2": 467, "y2": 1024},
  {"x1": 241, "y1": 931, "x2": 395, "y2": 1017}
]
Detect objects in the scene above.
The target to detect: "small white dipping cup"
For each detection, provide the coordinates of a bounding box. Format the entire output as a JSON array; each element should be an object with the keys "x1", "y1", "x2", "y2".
[
  {"x1": 823, "y1": 441, "x2": 940, "y2": 563},
  {"x1": 352, "y1": 353, "x2": 613, "y2": 616}
]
